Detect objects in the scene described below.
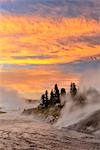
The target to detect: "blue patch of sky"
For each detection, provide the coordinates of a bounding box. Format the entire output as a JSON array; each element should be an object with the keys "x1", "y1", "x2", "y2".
[
  {"x1": 0, "y1": 0, "x2": 99, "y2": 19},
  {"x1": 0, "y1": 64, "x2": 37, "y2": 70},
  {"x1": 1, "y1": 59, "x2": 100, "y2": 73},
  {"x1": 56, "y1": 59, "x2": 100, "y2": 74}
]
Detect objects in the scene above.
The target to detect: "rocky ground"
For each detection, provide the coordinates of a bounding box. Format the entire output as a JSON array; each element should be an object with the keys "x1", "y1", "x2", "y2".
[{"x1": 0, "y1": 112, "x2": 100, "y2": 150}]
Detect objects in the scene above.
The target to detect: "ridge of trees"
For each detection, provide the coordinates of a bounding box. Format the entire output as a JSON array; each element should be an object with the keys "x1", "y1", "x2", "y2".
[{"x1": 39, "y1": 82, "x2": 77, "y2": 109}]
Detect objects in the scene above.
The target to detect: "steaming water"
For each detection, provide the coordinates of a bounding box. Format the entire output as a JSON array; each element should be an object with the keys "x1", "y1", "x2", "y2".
[
  {"x1": 55, "y1": 90, "x2": 100, "y2": 128},
  {"x1": 0, "y1": 87, "x2": 39, "y2": 113},
  {"x1": 0, "y1": 89, "x2": 100, "y2": 149},
  {"x1": 0, "y1": 107, "x2": 100, "y2": 150}
]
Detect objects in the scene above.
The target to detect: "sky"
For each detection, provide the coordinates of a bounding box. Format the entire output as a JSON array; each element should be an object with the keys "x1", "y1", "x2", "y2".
[{"x1": 0, "y1": 0, "x2": 100, "y2": 99}]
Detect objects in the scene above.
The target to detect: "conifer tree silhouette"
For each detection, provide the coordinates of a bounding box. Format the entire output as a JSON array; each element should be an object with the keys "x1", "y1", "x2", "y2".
[
  {"x1": 44, "y1": 90, "x2": 49, "y2": 107},
  {"x1": 50, "y1": 90, "x2": 54, "y2": 105},
  {"x1": 41, "y1": 94, "x2": 45, "y2": 107},
  {"x1": 61, "y1": 88, "x2": 66, "y2": 96},
  {"x1": 54, "y1": 84, "x2": 60, "y2": 104},
  {"x1": 70, "y1": 83, "x2": 77, "y2": 96}
]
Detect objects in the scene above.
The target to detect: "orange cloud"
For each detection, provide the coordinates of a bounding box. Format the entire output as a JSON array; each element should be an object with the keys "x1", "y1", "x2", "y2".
[
  {"x1": 0, "y1": 14, "x2": 100, "y2": 65},
  {"x1": 0, "y1": 66, "x2": 80, "y2": 98},
  {"x1": 0, "y1": 13, "x2": 100, "y2": 98}
]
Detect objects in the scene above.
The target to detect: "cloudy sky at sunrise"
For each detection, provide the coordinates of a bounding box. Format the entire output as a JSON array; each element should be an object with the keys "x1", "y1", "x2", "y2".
[{"x1": 0, "y1": 0, "x2": 100, "y2": 99}]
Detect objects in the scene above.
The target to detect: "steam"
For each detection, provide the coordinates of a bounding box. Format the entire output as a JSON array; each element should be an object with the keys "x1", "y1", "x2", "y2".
[
  {"x1": 79, "y1": 69, "x2": 100, "y2": 91},
  {"x1": 0, "y1": 87, "x2": 25, "y2": 111},
  {"x1": 55, "y1": 69, "x2": 100, "y2": 128},
  {"x1": 55, "y1": 89, "x2": 100, "y2": 128}
]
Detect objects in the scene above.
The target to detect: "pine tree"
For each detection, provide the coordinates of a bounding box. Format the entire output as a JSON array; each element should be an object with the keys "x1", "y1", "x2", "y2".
[
  {"x1": 54, "y1": 84, "x2": 60, "y2": 104},
  {"x1": 50, "y1": 90, "x2": 54, "y2": 105},
  {"x1": 45, "y1": 90, "x2": 48, "y2": 100},
  {"x1": 41, "y1": 94, "x2": 45, "y2": 107},
  {"x1": 70, "y1": 83, "x2": 77, "y2": 96},
  {"x1": 44, "y1": 90, "x2": 49, "y2": 107},
  {"x1": 60, "y1": 88, "x2": 66, "y2": 107},
  {"x1": 61, "y1": 88, "x2": 66, "y2": 96}
]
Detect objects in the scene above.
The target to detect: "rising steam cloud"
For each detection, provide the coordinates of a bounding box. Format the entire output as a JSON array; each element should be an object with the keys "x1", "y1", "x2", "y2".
[
  {"x1": 0, "y1": 87, "x2": 24, "y2": 110},
  {"x1": 55, "y1": 68, "x2": 100, "y2": 128}
]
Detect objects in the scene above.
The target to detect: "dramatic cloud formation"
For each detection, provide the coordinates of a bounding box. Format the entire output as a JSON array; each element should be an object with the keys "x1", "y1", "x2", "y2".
[
  {"x1": 0, "y1": 0, "x2": 100, "y2": 98},
  {"x1": 0, "y1": 14, "x2": 100, "y2": 65}
]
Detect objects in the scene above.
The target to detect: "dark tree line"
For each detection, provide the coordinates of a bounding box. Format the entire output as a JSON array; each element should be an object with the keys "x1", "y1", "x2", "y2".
[{"x1": 39, "y1": 83, "x2": 77, "y2": 108}]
